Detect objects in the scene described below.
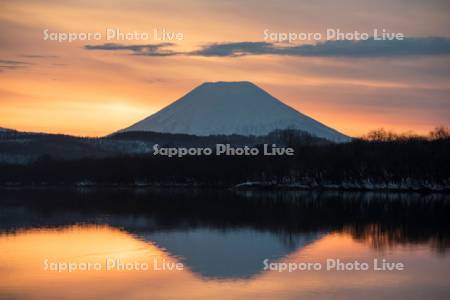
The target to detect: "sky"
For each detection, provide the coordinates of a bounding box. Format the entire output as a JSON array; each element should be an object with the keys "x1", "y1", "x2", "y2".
[{"x1": 0, "y1": 0, "x2": 449, "y2": 137}]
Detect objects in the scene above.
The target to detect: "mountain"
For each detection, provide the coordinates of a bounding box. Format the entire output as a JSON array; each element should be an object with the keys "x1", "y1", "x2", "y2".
[
  {"x1": 120, "y1": 81, "x2": 350, "y2": 142},
  {"x1": 0, "y1": 127, "x2": 15, "y2": 133},
  {"x1": 0, "y1": 129, "x2": 154, "y2": 164}
]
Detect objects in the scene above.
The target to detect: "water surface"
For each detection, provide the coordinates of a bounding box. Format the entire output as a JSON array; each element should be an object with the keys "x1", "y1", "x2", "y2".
[{"x1": 0, "y1": 189, "x2": 449, "y2": 299}]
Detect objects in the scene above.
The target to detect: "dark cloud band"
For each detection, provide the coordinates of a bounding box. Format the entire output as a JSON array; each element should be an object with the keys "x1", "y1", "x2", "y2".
[
  {"x1": 0, "y1": 60, "x2": 31, "y2": 65},
  {"x1": 84, "y1": 37, "x2": 450, "y2": 58},
  {"x1": 0, "y1": 60, "x2": 32, "y2": 71},
  {"x1": 84, "y1": 43, "x2": 177, "y2": 56}
]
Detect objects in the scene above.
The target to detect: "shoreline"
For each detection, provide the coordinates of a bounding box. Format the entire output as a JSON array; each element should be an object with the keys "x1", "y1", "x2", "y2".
[{"x1": 0, "y1": 181, "x2": 448, "y2": 193}]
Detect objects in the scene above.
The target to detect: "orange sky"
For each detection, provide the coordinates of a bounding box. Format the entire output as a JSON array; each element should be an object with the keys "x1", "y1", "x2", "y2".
[{"x1": 0, "y1": 0, "x2": 449, "y2": 137}]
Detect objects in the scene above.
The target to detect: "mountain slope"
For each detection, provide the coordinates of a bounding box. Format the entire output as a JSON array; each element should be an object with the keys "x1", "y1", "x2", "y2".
[
  {"x1": 120, "y1": 81, "x2": 350, "y2": 142},
  {"x1": 0, "y1": 127, "x2": 15, "y2": 133}
]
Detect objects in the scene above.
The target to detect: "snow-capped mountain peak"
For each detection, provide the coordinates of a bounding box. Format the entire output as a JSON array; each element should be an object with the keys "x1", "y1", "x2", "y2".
[{"x1": 120, "y1": 81, "x2": 350, "y2": 142}]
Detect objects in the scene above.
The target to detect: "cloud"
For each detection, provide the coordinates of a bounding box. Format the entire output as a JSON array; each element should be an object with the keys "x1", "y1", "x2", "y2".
[
  {"x1": 84, "y1": 43, "x2": 178, "y2": 56},
  {"x1": 192, "y1": 38, "x2": 450, "y2": 57},
  {"x1": 20, "y1": 54, "x2": 59, "y2": 58},
  {"x1": 84, "y1": 37, "x2": 450, "y2": 58},
  {"x1": 0, "y1": 59, "x2": 31, "y2": 65},
  {"x1": 190, "y1": 42, "x2": 273, "y2": 57},
  {"x1": 0, "y1": 59, "x2": 32, "y2": 71}
]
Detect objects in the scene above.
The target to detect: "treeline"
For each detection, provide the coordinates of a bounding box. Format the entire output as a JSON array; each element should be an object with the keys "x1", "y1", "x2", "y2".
[
  {"x1": 0, "y1": 128, "x2": 327, "y2": 164},
  {"x1": 0, "y1": 127, "x2": 448, "y2": 188}
]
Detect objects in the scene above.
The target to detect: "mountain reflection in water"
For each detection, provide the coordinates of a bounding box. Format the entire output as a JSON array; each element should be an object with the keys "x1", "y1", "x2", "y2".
[{"x1": 0, "y1": 189, "x2": 449, "y2": 300}]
